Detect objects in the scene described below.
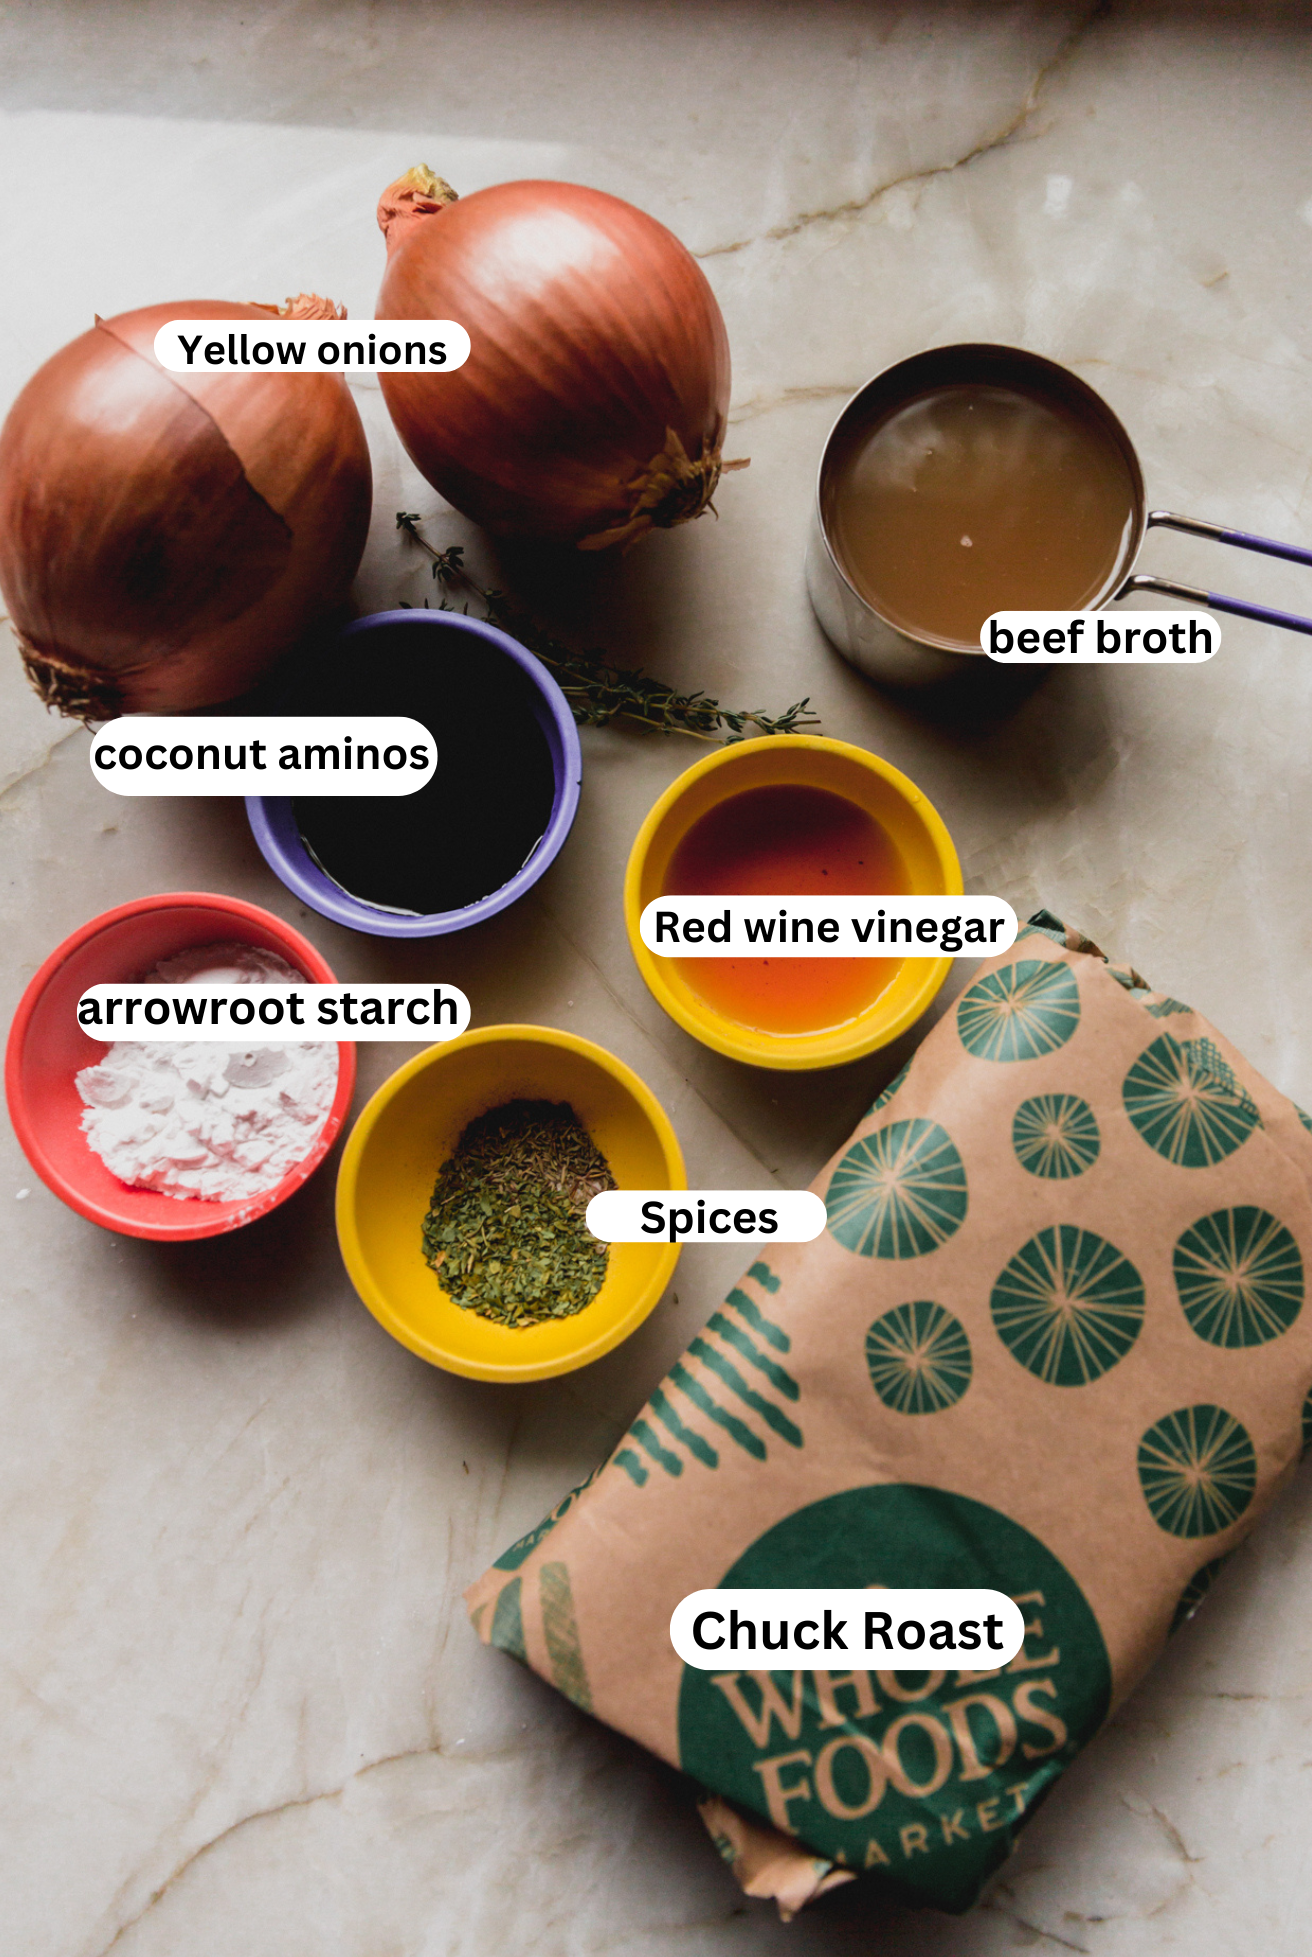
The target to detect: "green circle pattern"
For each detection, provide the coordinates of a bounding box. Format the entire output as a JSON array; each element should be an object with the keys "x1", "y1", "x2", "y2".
[
  {"x1": 1296, "y1": 1105, "x2": 1312, "y2": 1137},
  {"x1": 826, "y1": 1118, "x2": 968, "y2": 1259},
  {"x1": 990, "y1": 1225, "x2": 1145, "y2": 1386},
  {"x1": 1172, "y1": 1207, "x2": 1303, "y2": 1349},
  {"x1": 677, "y1": 1484, "x2": 1111, "y2": 1916},
  {"x1": 1012, "y1": 1095, "x2": 1101, "y2": 1179},
  {"x1": 1170, "y1": 1555, "x2": 1228, "y2": 1634},
  {"x1": 1122, "y1": 1033, "x2": 1260, "y2": 1168},
  {"x1": 1137, "y1": 1405, "x2": 1256, "y2": 1539},
  {"x1": 957, "y1": 959, "x2": 1081, "y2": 1064},
  {"x1": 865, "y1": 1301, "x2": 972, "y2": 1414}
]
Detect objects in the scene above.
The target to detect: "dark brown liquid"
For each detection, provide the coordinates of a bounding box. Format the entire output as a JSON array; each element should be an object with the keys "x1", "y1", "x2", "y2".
[
  {"x1": 825, "y1": 381, "x2": 1137, "y2": 646},
  {"x1": 292, "y1": 627, "x2": 556, "y2": 917}
]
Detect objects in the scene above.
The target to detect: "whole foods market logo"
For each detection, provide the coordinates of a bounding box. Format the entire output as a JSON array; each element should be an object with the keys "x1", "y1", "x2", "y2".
[
  {"x1": 677, "y1": 1486, "x2": 1111, "y2": 1913},
  {"x1": 707, "y1": 1598, "x2": 1062, "y2": 1849}
]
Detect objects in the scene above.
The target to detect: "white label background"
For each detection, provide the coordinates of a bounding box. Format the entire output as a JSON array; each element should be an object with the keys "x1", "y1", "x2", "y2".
[
  {"x1": 154, "y1": 319, "x2": 471, "y2": 374},
  {"x1": 77, "y1": 983, "x2": 471, "y2": 1042},
  {"x1": 670, "y1": 1589, "x2": 1025, "y2": 1669},
  {"x1": 587, "y1": 1189, "x2": 827, "y2": 1244},
  {"x1": 982, "y1": 609, "x2": 1219, "y2": 662},
  {"x1": 89, "y1": 717, "x2": 436, "y2": 795},
  {"x1": 638, "y1": 895, "x2": 1016, "y2": 957}
]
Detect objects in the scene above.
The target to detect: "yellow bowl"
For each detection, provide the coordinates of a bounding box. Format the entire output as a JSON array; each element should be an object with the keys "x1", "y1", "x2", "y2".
[
  {"x1": 335, "y1": 1025, "x2": 686, "y2": 1382},
  {"x1": 624, "y1": 734, "x2": 962, "y2": 1071}
]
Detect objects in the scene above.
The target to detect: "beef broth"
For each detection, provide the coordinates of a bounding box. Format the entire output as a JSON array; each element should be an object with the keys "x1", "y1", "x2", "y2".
[{"x1": 823, "y1": 379, "x2": 1138, "y2": 647}]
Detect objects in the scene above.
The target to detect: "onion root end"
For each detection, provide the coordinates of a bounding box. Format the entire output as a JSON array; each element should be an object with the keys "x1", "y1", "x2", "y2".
[
  {"x1": 578, "y1": 429, "x2": 750, "y2": 552},
  {"x1": 19, "y1": 637, "x2": 124, "y2": 721}
]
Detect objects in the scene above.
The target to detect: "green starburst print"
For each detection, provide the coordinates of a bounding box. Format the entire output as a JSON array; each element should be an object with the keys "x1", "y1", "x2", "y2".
[
  {"x1": 1137, "y1": 1405, "x2": 1256, "y2": 1539},
  {"x1": 865, "y1": 1059, "x2": 911, "y2": 1121},
  {"x1": 1122, "y1": 1034, "x2": 1260, "y2": 1168},
  {"x1": 1295, "y1": 1105, "x2": 1312, "y2": 1136},
  {"x1": 865, "y1": 1302, "x2": 973, "y2": 1414},
  {"x1": 990, "y1": 1225, "x2": 1145, "y2": 1386},
  {"x1": 1017, "y1": 910, "x2": 1069, "y2": 948},
  {"x1": 956, "y1": 959, "x2": 1081, "y2": 1064},
  {"x1": 1012, "y1": 1095, "x2": 1101, "y2": 1180},
  {"x1": 1170, "y1": 1555, "x2": 1229, "y2": 1633},
  {"x1": 826, "y1": 1118, "x2": 968, "y2": 1259},
  {"x1": 1173, "y1": 1207, "x2": 1303, "y2": 1348}
]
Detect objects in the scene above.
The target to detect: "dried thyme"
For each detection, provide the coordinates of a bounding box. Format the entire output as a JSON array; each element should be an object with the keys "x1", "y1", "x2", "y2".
[
  {"x1": 421, "y1": 1100, "x2": 616, "y2": 1327},
  {"x1": 396, "y1": 512, "x2": 820, "y2": 743}
]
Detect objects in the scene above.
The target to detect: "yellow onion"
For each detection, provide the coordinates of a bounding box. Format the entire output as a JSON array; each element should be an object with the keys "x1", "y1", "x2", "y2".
[
  {"x1": 0, "y1": 297, "x2": 372, "y2": 717},
  {"x1": 375, "y1": 168, "x2": 740, "y2": 551}
]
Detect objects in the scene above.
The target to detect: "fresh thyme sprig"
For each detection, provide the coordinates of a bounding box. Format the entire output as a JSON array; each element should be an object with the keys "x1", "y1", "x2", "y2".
[{"x1": 396, "y1": 512, "x2": 819, "y2": 743}]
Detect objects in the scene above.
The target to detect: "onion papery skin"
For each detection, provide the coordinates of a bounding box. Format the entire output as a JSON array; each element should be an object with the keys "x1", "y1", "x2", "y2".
[
  {"x1": 0, "y1": 300, "x2": 372, "y2": 716},
  {"x1": 376, "y1": 178, "x2": 732, "y2": 550}
]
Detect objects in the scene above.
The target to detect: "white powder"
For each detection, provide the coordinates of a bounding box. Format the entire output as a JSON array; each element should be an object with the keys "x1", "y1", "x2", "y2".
[{"x1": 76, "y1": 941, "x2": 338, "y2": 1204}]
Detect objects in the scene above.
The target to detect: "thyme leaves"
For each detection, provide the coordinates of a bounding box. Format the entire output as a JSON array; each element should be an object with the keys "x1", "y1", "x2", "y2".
[{"x1": 396, "y1": 512, "x2": 819, "y2": 744}]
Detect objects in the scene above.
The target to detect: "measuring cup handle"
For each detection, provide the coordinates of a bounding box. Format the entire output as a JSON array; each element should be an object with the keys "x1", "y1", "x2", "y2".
[
  {"x1": 1129, "y1": 510, "x2": 1312, "y2": 636},
  {"x1": 1121, "y1": 572, "x2": 1312, "y2": 638},
  {"x1": 1147, "y1": 509, "x2": 1312, "y2": 570}
]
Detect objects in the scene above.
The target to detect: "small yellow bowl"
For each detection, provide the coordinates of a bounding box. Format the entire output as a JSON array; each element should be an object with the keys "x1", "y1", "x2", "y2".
[
  {"x1": 336, "y1": 1025, "x2": 686, "y2": 1382},
  {"x1": 624, "y1": 735, "x2": 962, "y2": 1071}
]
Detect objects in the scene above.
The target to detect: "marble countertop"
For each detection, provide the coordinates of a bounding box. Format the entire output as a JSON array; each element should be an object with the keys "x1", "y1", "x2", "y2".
[{"x1": 4, "y1": 4, "x2": 1312, "y2": 1952}]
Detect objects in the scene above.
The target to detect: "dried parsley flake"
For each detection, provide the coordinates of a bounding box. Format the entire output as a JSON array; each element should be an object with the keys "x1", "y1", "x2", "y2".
[{"x1": 421, "y1": 1099, "x2": 616, "y2": 1328}]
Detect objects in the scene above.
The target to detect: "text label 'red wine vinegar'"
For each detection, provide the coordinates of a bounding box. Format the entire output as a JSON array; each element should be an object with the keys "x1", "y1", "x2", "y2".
[
  {"x1": 662, "y1": 783, "x2": 907, "y2": 1034},
  {"x1": 639, "y1": 897, "x2": 1016, "y2": 957}
]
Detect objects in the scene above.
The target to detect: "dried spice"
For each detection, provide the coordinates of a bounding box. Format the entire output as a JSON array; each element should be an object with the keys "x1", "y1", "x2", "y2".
[{"x1": 422, "y1": 1100, "x2": 616, "y2": 1327}]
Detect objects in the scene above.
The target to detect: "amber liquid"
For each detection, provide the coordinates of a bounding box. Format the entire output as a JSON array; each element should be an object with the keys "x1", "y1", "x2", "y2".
[
  {"x1": 664, "y1": 784, "x2": 907, "y2": 1036},
  {"x1": 825, "y1": 381, "x2": 1137, "y2": 646}
]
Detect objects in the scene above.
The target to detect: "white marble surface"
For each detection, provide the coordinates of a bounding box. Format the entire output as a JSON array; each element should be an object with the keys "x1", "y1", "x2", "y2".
[{"x1": 4, "y1": 4, "x2": 1312, "y2": 1952}]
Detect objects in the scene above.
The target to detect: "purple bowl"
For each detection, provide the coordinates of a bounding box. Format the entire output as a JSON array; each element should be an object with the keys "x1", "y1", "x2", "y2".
[{"x1": 246, "y1": 609, "x2": 582, "y2": 939}]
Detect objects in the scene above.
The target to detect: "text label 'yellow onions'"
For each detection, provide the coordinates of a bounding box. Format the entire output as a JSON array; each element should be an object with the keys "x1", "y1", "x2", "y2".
[
  {"x1": 375, "y1": 168, "x2": 741, "y2": 552},
  {"x1": 0, "y1": 298, "x2": 372, "y2": 718}
]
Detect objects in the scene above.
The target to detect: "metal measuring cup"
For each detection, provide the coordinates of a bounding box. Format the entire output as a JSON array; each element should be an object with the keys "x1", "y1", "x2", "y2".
[{"x1": 806, "y1": 343, "x2": 1312, "y2": 685}]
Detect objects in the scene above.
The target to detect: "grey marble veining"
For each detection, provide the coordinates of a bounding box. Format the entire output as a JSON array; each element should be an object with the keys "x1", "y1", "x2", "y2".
[{"x1": 3, "y1": 5, "x2": 1312, "y2": 1952}]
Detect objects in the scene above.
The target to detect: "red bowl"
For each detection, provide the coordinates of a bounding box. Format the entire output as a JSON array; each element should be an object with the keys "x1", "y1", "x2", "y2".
[{"x1": 5, "y1": 893, "x2": 357, "y2": 1241}]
